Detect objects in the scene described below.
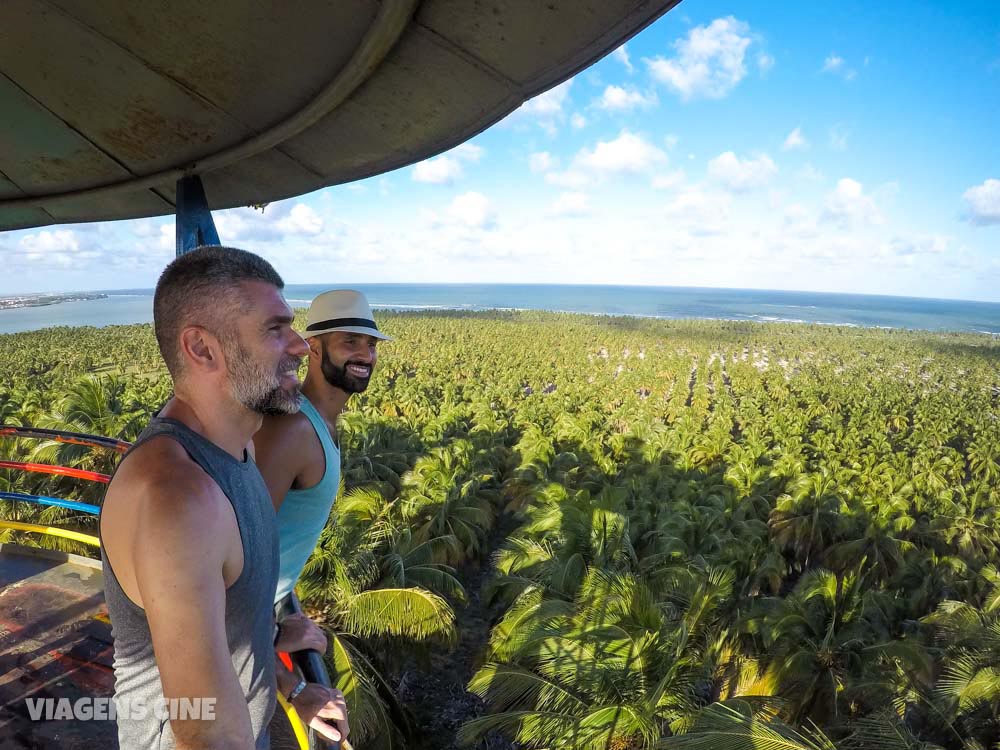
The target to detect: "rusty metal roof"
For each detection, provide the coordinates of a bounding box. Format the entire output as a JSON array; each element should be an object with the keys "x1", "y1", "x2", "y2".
[{"x1": 0, "y1": 0, "x2": 681, "y2": 231}]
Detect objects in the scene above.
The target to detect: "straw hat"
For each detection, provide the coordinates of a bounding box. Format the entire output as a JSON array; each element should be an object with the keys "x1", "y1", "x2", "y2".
[{"x1": 304, "y1": 290, "x2": 393, "y2": 340}]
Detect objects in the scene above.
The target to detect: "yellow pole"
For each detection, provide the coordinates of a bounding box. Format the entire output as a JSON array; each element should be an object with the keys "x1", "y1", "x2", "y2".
[
  {"x1": 276, "y1": 691, "x2": 311, "y2": 750},
  {"x1": 0, "y1": 520, "x2": 99, "y2": 547},
  {"x1": 275, "y1": 691, "x2": 354, "y2": 750}
]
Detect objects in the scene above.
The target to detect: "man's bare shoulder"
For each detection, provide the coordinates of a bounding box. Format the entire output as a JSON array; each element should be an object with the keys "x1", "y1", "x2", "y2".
[
  {"x1": 254, "y1": 408, "x2": 320, "y2": 506},
  {"x1": 108, "y1": 436, "x2": 229, "y2": 525},
  {"x1": 255, "y1": 410, "x2": 318, "y2": 464},
  {"x1": 258, "y1": 409, "x2": 313, "y2": 443},
  {"x1": 112, "y1": 435, "x2": 211, "y2": 493},
  {"x1": 100, "y1": 435, "x2": 235, "y2": 607}
]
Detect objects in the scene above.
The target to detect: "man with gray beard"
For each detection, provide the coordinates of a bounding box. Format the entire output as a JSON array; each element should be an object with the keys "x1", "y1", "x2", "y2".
[{"x1": 99, "y1": 246, "x2": 348, "y2": 750}]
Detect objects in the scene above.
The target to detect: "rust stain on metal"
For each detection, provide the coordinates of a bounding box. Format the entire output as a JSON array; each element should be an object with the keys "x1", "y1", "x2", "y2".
[
  {"x1": 30, "y1": 154, "x2": 75, "y2": 183},
  {"x1": 28, "y1": 151, "x2": 117, "y2": 188},
  {"x1": 102, "y1": 102, "x2": 215, "y2": 164}
]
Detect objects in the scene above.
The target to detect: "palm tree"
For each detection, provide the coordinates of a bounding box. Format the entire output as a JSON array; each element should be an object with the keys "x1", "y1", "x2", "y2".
[
  {"x1": 464, "y1": 568, "x2": 719, "y2": 749},
  {"x1": 750, "y1": 568, "x2": 930, "y2": 728},
  {"x1": 400, "y1": 441, "x2": 497, "y2": 565},
  {"x1": 658, "y1": 701, "x2": 838, "y2": 750},
  {"x1": 31, "y1": 374, "x2": 145, "y2": 475},
  {"x1": 823, "y1": 496, "x2": 915, "y2": 586},
  {"x1": 297, "y1": 487, "x2": 459, "y2": 750},
  {"x1": 769, "y1": 470, "x2": 849, "y2": 570},
  {"x1": 922, "y1": 564, "x2": 1000, "y2": 748}
]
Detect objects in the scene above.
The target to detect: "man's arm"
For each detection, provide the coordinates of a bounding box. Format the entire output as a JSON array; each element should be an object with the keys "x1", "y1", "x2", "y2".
[
  {"x1": 254, "y1": 414, "x2": 311, "y2": 511},
  {"x1": 133, "y1": 475, "x2": 253, "y2": 750}
]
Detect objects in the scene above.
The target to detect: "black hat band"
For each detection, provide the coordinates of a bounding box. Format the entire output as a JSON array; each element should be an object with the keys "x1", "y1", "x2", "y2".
[{"x1": 306, "y1": 317, "x2": 379, "y2": 332}]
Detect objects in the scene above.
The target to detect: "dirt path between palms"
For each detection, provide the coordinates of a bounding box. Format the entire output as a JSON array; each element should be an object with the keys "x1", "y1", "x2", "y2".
[{"x1": 397, "y1": 515, "x2": 518, "y2": 750}]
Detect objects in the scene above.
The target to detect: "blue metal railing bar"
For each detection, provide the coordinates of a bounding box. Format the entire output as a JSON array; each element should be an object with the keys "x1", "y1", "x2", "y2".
[{"x1": 0, "y1": 491, "x2": 100, "y2": 515}]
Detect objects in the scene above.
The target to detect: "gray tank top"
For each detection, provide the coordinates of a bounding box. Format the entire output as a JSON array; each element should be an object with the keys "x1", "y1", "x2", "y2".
[{"x1": 99, "y1": 417, "x2": 278, "y2": 749}]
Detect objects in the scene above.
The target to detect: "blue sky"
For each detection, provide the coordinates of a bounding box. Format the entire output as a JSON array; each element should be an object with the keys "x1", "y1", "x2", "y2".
[{"x1": 3, "y1": 0, "x2": 999, "y2": 300}]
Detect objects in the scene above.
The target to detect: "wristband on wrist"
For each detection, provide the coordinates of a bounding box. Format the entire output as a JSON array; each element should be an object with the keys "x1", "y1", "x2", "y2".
[{"x1": 287, "y1": 678, "x2": 308, "y2": 703}]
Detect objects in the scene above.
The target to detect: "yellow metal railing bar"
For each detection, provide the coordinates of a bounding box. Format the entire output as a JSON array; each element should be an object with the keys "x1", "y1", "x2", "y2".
[{"x1": 0, "y1": 520, "x2": 99, "y2": 547}]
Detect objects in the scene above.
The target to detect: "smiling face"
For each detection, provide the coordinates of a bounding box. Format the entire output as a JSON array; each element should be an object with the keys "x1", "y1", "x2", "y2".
[
  {"x1": 222, "y1": 281, "x2": 309, "y2": 415},
  {"x1": 316, "y1": 330, "x2": 380, "y2": 394}
]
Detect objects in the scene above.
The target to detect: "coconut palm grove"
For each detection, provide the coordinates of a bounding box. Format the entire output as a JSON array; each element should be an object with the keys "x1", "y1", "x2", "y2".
[{"x1": 2, "y1": 310, "x2": 1000, "y2": 749}]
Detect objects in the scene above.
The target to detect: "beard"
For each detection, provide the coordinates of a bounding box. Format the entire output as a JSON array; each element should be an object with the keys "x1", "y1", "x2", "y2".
[
  {"x1": 224, "y1": 337, "x2": 302, "y2": 416},
  {"x1": 320, "y1": 343, "x2": 372, "y2": 394}
]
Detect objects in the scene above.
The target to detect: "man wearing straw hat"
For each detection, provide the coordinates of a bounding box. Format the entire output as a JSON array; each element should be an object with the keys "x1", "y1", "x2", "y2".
[{"x1": 254, "y1": 290, "x2": 391, "y2": 730}]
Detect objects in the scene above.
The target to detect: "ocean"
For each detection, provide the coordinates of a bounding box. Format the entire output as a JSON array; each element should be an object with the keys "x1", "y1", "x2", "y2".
[{"x1": 2, "y1": 284, "x2": 1000, "y2": 336}]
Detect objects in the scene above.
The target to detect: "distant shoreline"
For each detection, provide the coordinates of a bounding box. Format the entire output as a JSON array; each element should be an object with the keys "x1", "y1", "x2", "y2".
[
  {"x1": 3, "y1": 284, "x2": 1000, "y2": 336},
  {"x1": 0, "y1": 292, "x2": 108, "y2": 310}
]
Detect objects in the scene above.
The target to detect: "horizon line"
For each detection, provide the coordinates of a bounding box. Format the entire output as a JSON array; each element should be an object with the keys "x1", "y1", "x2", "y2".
[{"x1": 5, "y1": 282, "x2": 1000, "y2": 307}]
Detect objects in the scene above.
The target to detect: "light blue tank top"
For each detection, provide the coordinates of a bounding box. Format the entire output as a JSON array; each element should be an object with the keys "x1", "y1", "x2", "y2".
[{"x1": 274, "y1": 394, "x2": 341, "y2": 602}]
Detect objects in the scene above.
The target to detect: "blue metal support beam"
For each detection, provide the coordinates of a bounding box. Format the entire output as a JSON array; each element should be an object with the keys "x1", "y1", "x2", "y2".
[{"x1": 175, "y1": 175, "x2": 220, "y2": 257}]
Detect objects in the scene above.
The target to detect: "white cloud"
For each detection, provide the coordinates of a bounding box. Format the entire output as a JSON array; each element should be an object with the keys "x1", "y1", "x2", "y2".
[
  {"x1": 19, "y1": 230, "x2": 80, "y2": 253},
  {"x1": 452, "y1": 144, "x2": 484, "y2": 162},
  {"x1": 664, "y1": 191, "x2": 732, "y2": 242},
  {"x1": 613, "y1": 45, "x2": 634, "y2": 74},
  {"x1": 823, "y1": 178, "x2": 881, "y2": 226},
  {"x1": 798, "y1": 163, "x2": 825, "y2": 182},
  {"x1": 446, "y1": 192, "x2": 496, "y2": 229},
  {"x1": 882, "y1": 234, "x2": 952, "y2": 257},
  {"x1": 664, "y1": 187, "x2": 733, "y2": 233},
  {"x1": 529, "y1": 152, "x2": 557, "y2": 173},
  {"x1": 829, "y1": 124, "x2": 849, "y2": 151},
  {"x1": 782, "y1": 127, "x2": 808, "y2": 151},
  {"x1": 757, "y1": 53, "x2": 775, "y2": 74},
  {"x1": 212, "y1": 200, "x2": 327, "y2": 242},
  {"x1": 664, "y1": 134, "x2": 680, "y2": 150},
  {"x1": 133, "y1": 220, "x2": 161, "y2": 238},
  {"x1": 550, "y1": 192, "x2": 590, "y2": 217},
  {"x1": 822, "y1": 54, "x2": 857, "y2": 80},
  {"x1": 570, "y1": 113, "x2": 587, "y2": 130},
  {"x1": 277, "y1": 204, "x2": 323, "y2": 235},
  {"x1": 412, "y1": 156, "x2": 463, "y2": 184},
  {"x1": 595, "y1": 85, "x2": 657, "y2": 112},
  {"x1": 707, "y1": 151, "x2": 777, "y2": 192},
  {"x1": 12, "y1": 229, "x2": 100, "y2": 270},
  {"x1": 158, "y1": 224, "x2": 173, "y2": 250},
  {"x1": 545, "y1": 132, "x2": 666, "y2": 189},
  {"x1": 645, "y1": 17, "x2": 753, "y2": 100},
  {"x1": 545, "y1": 170, "x2": 593, "y2": 190},
  {"x1": 651, "y1": 170, "x2": 687, "y2": 190},
  {"x1": 822, "y1": 55, "x2": 844, "y2": 73},
  {"x1": 515, "y1": 79, "x2": 574, "y2": 133},
  {"x1": 412, "y1": 143, "x2": 484, "y2": 184},
  {"x1": 521, "y1": 79, "x2": 573, "y2": 117},
  {"x1": 963, "y1": 179, "x2": 1000, "y2": 226},
  {"x1": 783, "y1": 204, "x2": 820, "y2": 238},
  {"x1": 574, "y1": 131, "x2": 667, "y2": 174}
]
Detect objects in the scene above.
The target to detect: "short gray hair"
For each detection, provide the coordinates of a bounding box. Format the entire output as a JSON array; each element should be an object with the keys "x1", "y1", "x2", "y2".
[{"x1": 153, "y1": 245, "x2": 284, "y2": 377}]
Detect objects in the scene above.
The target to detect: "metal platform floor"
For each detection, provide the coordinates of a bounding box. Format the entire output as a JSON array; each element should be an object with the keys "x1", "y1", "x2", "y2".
[{"x1": 0, "y1": 543, "x2": 117, "y2": 749}]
